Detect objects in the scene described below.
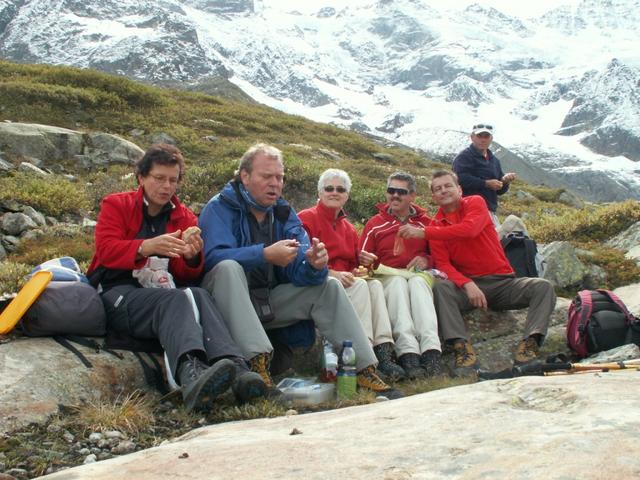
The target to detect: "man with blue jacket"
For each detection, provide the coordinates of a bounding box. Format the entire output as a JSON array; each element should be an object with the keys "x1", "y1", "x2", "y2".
[
  {"x1": 199, "y1": 143, "x2": 396, "y2": 396},
  {"x1": 452, "y1": 123, "x2": 516, "y2": 226}
]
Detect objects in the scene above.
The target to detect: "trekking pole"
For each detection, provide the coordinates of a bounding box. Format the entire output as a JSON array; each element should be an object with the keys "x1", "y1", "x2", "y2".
[
  {"x1": 544, "y1": 368, "x2": 639, "y2": 376},
  {"x1": 479, "y1": 358, "x2": 640, "y2": 380}
]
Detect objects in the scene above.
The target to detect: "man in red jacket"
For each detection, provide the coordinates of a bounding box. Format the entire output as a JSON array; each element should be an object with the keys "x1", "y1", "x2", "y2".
[
  {"x1": 359, "y1": 172, "x2": 442, "y2": 379},
  {"x1": 398, "y1": 170, "x2": 555, "y2": 375},
  {"x1": 88, "y1": 144, "x2": 266, "y2": 410}
]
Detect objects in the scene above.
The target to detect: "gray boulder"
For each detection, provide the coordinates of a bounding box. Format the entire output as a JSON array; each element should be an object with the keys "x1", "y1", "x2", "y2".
[
  {"x1": 540, "y1": 241, "x2": 590, "y2": 288},
  {"x1": 20, "y1": 206, "x2": 47, "y2": 227},
  {"x1": 18, "y1": 161, "x2": 49, "y2": 176},
  {"x1": 0, "y1": 337, "x2": 153, "y2": 434},
  {"x1": 0, "y1": 122, "x2": 143, "y2": 168},
  {"x1": 606, "y1": 220, "x2": 640, "y2": 252},
  {"x1": 0, "y1": 242, "x2": 6, "y2": 261},
  {"x1": 0, "y1": 156, "x2": 14, "y2": 172},
  {"x1": 626, "y1": 246, "x2": 640, "y2": 265},
  {"x1": 1, "y1": 212, "x2": 38, "y2": 236}
]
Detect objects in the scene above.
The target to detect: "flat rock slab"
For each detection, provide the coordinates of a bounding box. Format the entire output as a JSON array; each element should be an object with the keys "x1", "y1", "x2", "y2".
[
  {"x1": 0, "y1": 337, "x2": 150, "y2": 433},
  {"x1": 43, "y1": 373, "x2": 640, "y2": 479}
]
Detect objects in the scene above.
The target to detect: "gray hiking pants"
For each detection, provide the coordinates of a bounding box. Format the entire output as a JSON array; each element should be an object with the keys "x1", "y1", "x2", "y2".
[
  {"x1": 201, "y1": 260, "x2": 378, "y2": 370},
  {"x1": 101, "y1": 285, "x2": 244, "y2": 376},
  {"x1": 433, "y1": 275, "x2": 555, "y2": 342}
]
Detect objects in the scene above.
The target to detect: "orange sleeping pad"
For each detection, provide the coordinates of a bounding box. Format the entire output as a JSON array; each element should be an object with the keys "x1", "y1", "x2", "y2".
[{"x1": 0, "y1": 270, "x2": 53, "y2": 335}]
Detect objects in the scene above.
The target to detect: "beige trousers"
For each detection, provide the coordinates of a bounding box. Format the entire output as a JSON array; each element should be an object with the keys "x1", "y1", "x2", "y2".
[
  {"x1": 379, "y1": 275, "x2": 441, "y2": 356},
  {"x1": 345, "y1": 278, "x2": 394, "y2": 347}
]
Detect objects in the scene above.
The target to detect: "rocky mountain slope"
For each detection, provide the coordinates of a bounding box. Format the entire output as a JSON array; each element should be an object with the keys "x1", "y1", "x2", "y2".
[{"x1": 1, "y1": 0, "x2": 639, "y2": 201}]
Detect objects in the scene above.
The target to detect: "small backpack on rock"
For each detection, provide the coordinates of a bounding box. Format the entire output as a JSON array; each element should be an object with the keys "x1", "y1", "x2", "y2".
[
  {"x1": 566, "y1": 289, "x2": 639, "y2": 358},
  {"x1": 500, "y1": 231, "x2": 540, "y2": 278}
]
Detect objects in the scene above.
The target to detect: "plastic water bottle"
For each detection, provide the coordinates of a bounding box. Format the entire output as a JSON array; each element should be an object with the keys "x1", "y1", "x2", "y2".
[
  {"x1": 321, "y1": 339, "x2": 338, "y2": 382},
  {"x1": 336, "y1": 340, "x2": 357, "y2": 399}
]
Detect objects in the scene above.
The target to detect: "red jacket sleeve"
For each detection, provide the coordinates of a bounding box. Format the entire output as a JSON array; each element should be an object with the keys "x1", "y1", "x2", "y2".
[
  {"x1": 358, "y1": 218, "x2": 380, "y2": 268},
  {"x1": 429, "y1": 239, "x2": 471, "y2": 288},
  {"x1": 93, "y1": 195, "x2": 147, "y2": 271}
]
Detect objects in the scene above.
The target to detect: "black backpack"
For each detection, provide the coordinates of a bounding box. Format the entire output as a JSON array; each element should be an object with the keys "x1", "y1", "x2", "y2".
[{"x1": 501, "y1": 231, "x2": 539, "y2": 278}]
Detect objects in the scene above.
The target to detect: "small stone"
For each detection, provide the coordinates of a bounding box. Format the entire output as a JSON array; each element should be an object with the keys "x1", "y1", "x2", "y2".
[
  {"x1": 82, "y1": 218, "x2": 97, "y2": 228},
  {"x1": 46, "y1": 424, "x2": 62, "y2": 434},
  {"x1": 289, "y1": 428, "x2": 303, "y2": 435},
  {"x1": 83, "y1": 454, "x2": 97, "y2": 464},
  {"x1": 88, "y1": 432, "x2": 103, "y2": 443},
  {"x1": 5, "y1": 468, "x2": 29, "y2": 478},
  {"x1": 97, "y1": 439, "x2": 109, "y2": 449},
  {"x1": 104, "y1": 430, "x2": 125, "y2": 440},
  {"x1": 197, "y1": 417, "x2": 207, "y2": 426},
  {"x1": 1, "y1": 212, "x2": 37, "y2": 236},
  {"x1": 90, "y1": 447, "x2": 101, "y2": 455},
  {"x1": 18, "y1": 162, "x2": 49, "y2": 176},
  {"x1": 178, "y1": 452, "x2": 189, "y2": 459},
  {"x1": 112, "y1": 440, "x2": 136, "y2": 455},
  {"x1": 97, "y1": 452, "x2": 113, "y2": 461},
  {"x1": 62, "y1": 431, "x2": 75, "y2": 443},
  {"x1": 78, "y1": 448, "x2": 90, "y2": 455},
  {"x1": 285, "y1": 409, "x2": 298, "y2": 416}
]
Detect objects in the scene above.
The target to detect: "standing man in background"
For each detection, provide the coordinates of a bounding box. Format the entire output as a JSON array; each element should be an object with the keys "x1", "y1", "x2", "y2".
[{"x1": 453, "y1": 123, "x2": 516, "y2": 226}]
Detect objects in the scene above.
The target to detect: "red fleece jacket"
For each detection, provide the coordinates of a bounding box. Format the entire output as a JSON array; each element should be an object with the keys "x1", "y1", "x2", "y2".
[
  {"x1": 298, "y1": 201, "x2": 359, "y2": 272},
  {"x1": 88, "y1": 187, "x2": 203, "y2": 285},
  {"x1": 359, "y1": 203, "x2": 431, "y2": 269},
  {"x1": 427, "y1": 195, "x2": 513, "y2": 287}
]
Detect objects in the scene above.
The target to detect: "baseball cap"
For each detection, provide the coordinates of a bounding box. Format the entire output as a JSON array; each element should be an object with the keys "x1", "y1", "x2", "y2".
[{"x1": 472, "y1": 123, "x2": 493, "y2": 135}]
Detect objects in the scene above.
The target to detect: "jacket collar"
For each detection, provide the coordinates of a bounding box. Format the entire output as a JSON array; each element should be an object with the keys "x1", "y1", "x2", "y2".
[
  {"x1": 375, "y1": 201, "x2": 426, "y2": 221},
  {"x1": 316, "y1": 200, "x2": 346, "y2": 222},
  {"x1": 134, "y1": 185, "x2": 184, "y2": 220}
]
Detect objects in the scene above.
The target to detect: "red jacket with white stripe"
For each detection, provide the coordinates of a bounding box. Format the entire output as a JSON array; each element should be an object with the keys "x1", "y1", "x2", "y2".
[
  {"x1": 427, "y1": 195, "x2": 513, "y2": 287},
  {"x1": 359, "y1": 203, "x2": 431, "y2": 269}
]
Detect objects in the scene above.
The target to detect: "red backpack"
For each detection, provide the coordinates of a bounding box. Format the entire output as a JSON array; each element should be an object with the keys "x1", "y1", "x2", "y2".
[{"x1": 566, "y1": 289, "x2": 638, "y2": 358}]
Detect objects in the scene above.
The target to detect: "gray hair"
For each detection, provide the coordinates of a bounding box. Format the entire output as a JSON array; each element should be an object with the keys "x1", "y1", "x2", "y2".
[
  {"x1": 387, "y1": 171, "x2": 417, "y2": 193},
  {"x1": 317, "y1": 168, "x2": 352, "y2": 193},
  {"x1": 234, "y1": 143, "x2": 283, "y2": 178}
]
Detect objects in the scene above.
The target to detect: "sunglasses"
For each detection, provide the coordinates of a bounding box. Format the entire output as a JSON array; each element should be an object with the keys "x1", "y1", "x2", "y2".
[
  {"x1": 386, "y1": 186, "x2": 409, "y2": 196},
  {"x1": 473, "y1": 124, "x2": 493, "y2": 130},
  {"x1": 323, "y1": 185, "x2": 348, "y2": 193}
]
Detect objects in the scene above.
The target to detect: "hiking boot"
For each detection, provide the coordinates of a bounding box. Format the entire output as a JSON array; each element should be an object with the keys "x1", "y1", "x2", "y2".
[
  {"x1": 177, "y1": 355, "x2": 235, "y2": 412},
  {"x1": 357, "y1": 365, "x2": 403, "y2": 400},
  {"x1": 420, "y1": 349, "x2": 445, "y2": 378},
  {"x1": 373, "y1": 342, "x2": 406, "y2": 382},
  {"x1": 231, "y1": 358, "x2": 268, "y2": 404},
  {"x1": 514, "y1": 336, "x2": 540, "y2": 365},
  {"x1": 452, "y1": 340, "x2": 479, "y2": 377},
  {"x1": 398, "y1": 353, "x2": 427, "y2": 379},
  {"x1": 249, "y1": 352, "x2": 285, "y2": 402},
  {"x1": 249, "y1": 352, "x2": 275, "y2": 388}
]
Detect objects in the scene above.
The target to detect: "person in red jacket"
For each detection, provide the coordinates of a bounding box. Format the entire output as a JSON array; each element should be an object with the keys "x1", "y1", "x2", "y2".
[
  {"x1": 298, "y1": 169, "x2": 405, "y2": 382},
  {"x1": 87, "y1": 144, "x2": 266, "y2": 410},
  {"x1": 398, "y1": 170, "x2": 555, "y2": 375},
  {"x1": 359, "y1": 172, "x2": 442, "y2": 379}
]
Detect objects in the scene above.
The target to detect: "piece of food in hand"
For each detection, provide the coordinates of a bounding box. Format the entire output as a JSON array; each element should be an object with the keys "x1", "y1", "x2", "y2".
[
  {"x1": 182, "y1": 226, "x2": 201, "y2": 242},
  {"x1": 354, "y1": 265, "x2": 369, "y2": 277}
]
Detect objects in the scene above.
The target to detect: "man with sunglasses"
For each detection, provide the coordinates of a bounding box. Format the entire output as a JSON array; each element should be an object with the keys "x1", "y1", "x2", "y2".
[
  {"x1": 358, "y1": 172, "x2": 443, "y2": 379},
  {"x1": 452, "y1": 123, "x2": 516, "y2": 226}
]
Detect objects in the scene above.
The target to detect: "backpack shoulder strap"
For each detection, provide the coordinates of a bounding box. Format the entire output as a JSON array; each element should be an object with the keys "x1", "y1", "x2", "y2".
[
  {"x1": 53, "y1": 335, "x2": 93, "y2": 368},
  {"x1": 596, "y1": 289, "x2": 635, "y2": 323},
  {"x1": 523, "y1": 238, "x2": 538, "y2": 276},
  {"x1": 576, "y1": 290, "x2": 594, "y2": 331}
]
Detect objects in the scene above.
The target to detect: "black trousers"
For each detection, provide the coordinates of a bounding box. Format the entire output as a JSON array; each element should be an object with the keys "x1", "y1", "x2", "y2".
[{"x1": 101, "y1": 285, "x2": 244, "y2": 375}]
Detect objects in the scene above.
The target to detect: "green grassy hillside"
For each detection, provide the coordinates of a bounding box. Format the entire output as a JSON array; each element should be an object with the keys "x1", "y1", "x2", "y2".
[{"x1": 0, "y1": 60, "x2": 639, "y2": 293}]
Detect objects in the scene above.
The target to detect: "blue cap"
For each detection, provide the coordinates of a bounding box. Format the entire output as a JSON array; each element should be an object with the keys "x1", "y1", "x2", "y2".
[{"x1": 343, "y1": 340, "x2": 353, "y2": 347}]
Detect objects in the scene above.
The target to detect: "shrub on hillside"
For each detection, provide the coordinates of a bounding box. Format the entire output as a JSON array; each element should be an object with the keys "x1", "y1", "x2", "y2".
[
  {"x1": 0, "y1": 173, "x2": 91, "y2": 217},
  {"x1": 0, "y1": 261, "x2": 31, "y2": 294},
  {"x1": 530, "y1": 200, "x2": 640, "y2": 243},
  {"x1": 10, "y1": 228, "x2": 95, "y2": 267},
  {"x1": 577, "y1": 244, "x2": 640, "y2": 290},
  {"x1": 0, "y1": 81, "x2": 125, "y2": 110}
]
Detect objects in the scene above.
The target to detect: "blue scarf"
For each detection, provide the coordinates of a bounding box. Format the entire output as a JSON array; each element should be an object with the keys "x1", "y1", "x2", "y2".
[{"x1": 238, "y1": 183, "x2": 273, "y2": 213}]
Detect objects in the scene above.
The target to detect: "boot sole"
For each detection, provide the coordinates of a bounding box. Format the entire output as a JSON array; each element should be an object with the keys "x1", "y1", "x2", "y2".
[
  {"x1": 183, "y1": 359, "x2": 236, "y2": 412},
  {"x1": 233, "y1": 372, "x2": 268, "y2": 404}
]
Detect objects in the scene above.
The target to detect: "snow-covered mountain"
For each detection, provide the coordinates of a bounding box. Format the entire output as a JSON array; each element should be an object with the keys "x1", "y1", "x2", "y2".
[{"x1": 1, "y1": 0, "x2": 639, "y2": 202}]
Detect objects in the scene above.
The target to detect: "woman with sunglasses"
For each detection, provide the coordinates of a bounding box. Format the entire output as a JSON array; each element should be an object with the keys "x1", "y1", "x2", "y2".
[
  {"x1": 298, "y1": 169, "x2": 406, "y2": 381},
  {"x1": 87, "y1": 144, "x2": 267, "y2": 411}
]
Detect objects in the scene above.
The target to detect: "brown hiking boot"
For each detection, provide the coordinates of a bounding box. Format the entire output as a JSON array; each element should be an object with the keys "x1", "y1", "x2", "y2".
[
  {"x1": 514, "y1": 337, "x2": 540, "y2": 365},
  {"x1": 249, "y1": 352, "x2": 275, "y2": 388},
  {"x1": 357, "y1": 365, "x2": 403, "y2": 400},
  {"x1": 452, "y1": 340, "x2": 479, "y2": 376}
]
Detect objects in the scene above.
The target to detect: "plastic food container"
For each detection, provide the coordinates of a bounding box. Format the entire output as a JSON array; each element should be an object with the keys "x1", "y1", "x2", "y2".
[{"x1": 277, "y1": 378, "x2": 336, "y2": 406}]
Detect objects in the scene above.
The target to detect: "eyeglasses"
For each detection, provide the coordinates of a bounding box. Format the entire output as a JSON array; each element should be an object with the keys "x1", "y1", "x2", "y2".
[
  {"x1": 386, "y1": 186, "x2": 410, "y2": 196},
  {"x1": 148, "y1": 174, "x2": 179, "y2": 185},
  {"x1": 473, "y1": 124, "x2": 493, "y2": 130},
  {"x1": 323, "y1": 185, "x2": 348, "y2": 193}
]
